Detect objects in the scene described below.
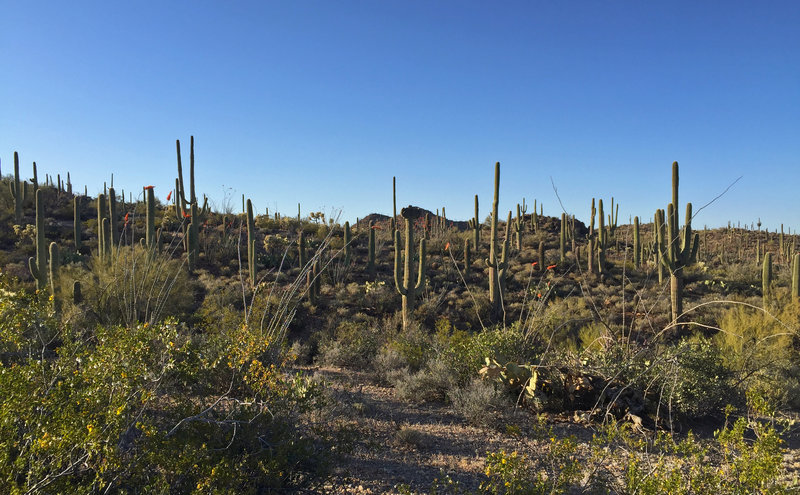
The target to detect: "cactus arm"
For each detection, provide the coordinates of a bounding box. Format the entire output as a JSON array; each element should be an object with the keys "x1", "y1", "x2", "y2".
[{"x1": 28, "y1": 257, "x2": 40, "y2": 280}]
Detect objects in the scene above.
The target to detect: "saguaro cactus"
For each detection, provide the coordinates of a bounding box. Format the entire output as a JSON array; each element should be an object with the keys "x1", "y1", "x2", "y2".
[
  {"x1": 791, "y1": 252, "x2": 799, "y2": 301},
  {"x1": 463, "y1": 238, "x2": 471, "y2": 273},
  {"x1": 486, "y1": 210, "x2": 511, "y2": 315},
  {"x1": 762, "y1": 252, "x2": 773, "y2": 308},
  {"x1": 633, "y1": 216, "x2": 641, "y2": 268},
  {"x1": 468, "y1": 194, "x2": 480, "y2": 250},
  {"x1": 485, "y1": 162, "x2": 507, "y2": 313},
  {"x1": 344, "y1": 221, "x2": 352, "y2": 265},
  {"x1": 298, "y1": 230, "x2": 307, "y2": 268},
  {"x1": 660, "y1": 162, "x2": 699, "y2": 332},
  {"x1": 108, "y1": 187, "x2": 119, "y2": 248},
  {"x1": 9, "y1": 152, "x2": 23, "y2": 222},
  {"x1": 49, "y1": 242, "x2": 61, "y2": 313},
  {"x1": 97, "y1": 193, "x2": 110, "y2": 261},
  {"x1": 393, "y1": 206, "x2": 426, "y2": 331},
  {"x1": 145, "y1": 186, "x2": 156, "y2": 251},
  {"x1": 598, "y1": 199, "x2": 607, "y2": 274},
  {"x1": 246, "y1": 199, "x2": 256, "y2": 286},
  {"x1": 175, "y1": 137, "x2": 209, "y2": 272},
  {"x1": 28, "y1": 189, "x2": 48, "y2": 290}
]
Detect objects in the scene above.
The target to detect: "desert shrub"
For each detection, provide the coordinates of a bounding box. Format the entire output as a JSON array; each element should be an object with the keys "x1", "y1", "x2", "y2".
[
  {"x1": 716, "y1": 302, "x2": 800, "y2": 410},
  {"x1": 59, "y1": 244, "x2": 201, "y2": 327},
  {"x1": 391, "y1": 354, "x2": 457, "y2": 403},
  {"x1": 448, "y1": 378, "x2": 506, "y2": 426},
  {"x1": 317, "y1": 317, "x2": 385, "y2": 369},
  {"x1": 0, "y1": 277, "x2": 336, "y2": 494},
  {"x1": 436, "y1": 320, "x2": 535, "y2": 386}
]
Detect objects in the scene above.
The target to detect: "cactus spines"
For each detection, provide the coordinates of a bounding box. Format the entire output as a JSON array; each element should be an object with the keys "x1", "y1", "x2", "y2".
[
  {"x1": 393, "y1": 206, "x2": 426, "y2": 331},
  {"x1": 48, "y1": 242, "x2": 61, "y2": 313},
  {"x1": 792, "y1": 252, "x2": 799, "y2": 301},
  {"x1": 246, "y1": 199, "x2": 256, "y2": 286},
  {"x1": 145, "y1": 186, "x2": 156, "y2": 251},
  {"x1": 28, "y1": 189, "x2": 48, "y2": 290},
  {"x1": 344, "y1": 221, "x2": 352, "y2": 265},
  {"x1": 367, "y1": 221, "x2": 376, "y2": 277},
  {"x1": 74, "y1": 196, "x2": 82, "y2": 253},
  {"x1": 9, "y1": 152, "x2": 23, "y2": 222},
  {"x1": 660, "y1": 162, "x2": 699, "y2": 332},
  {"x1": 633, "y1": 216, "x2": 641, "y2": 268}
]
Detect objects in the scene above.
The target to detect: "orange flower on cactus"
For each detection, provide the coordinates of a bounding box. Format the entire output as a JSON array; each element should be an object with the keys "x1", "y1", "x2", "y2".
[
  {"x1": 166, "y1": 191, "x2": 172, "y2": 201},
  {"x1": 445, "y1": 242, "x2": 450, "y2": 251},
  {"x1": 182, "y1": 211, "x2": 191, "y2": 218},
  {"x1": 143, "y1": 185, "x2": 154, "y2": 190},
  {"x1": 537, "y1": 293, "x2": 542, "y2": 298},
  {"x1": 124, "y1": 213, "x2": 130, "y2": 225},
  {"x1": 547, "y1": 264, "x2": 557, "y2": 270},
  {"x1": 531, "y1": 262, "x2": 538, "y2": 267}
]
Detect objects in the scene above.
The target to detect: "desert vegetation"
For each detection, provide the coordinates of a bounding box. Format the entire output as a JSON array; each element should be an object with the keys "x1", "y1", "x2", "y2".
[{"x1": 1, "y1": 142, "x2": 799, "y2": 493}]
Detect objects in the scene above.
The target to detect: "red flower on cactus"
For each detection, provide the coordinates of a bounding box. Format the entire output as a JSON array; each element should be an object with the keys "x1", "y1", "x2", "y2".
[
  {"x1": 531, "y1": 262, "x2": 538, "y2": 267},
  {"x1": 124, "y1": 213, "x2": 130, "y2": 226},
  {"x1": 546, "y1": 264, "x2": 557, "y2": 270},
  {"x1": 445, "y1": 242, "x2": 450, "y2": 251},
  {"x1": 182, "y1": 211, "x2": 191, "y2": 218},
  {"x1": 143, "y1": 185, "x2": 154, "y2": 190},
  {"x1": 166, "y1": 191, "x2": 172, "y2": 202},
  {"x1": 537, "y1": 293, "x2": 542, "y2": 298}
]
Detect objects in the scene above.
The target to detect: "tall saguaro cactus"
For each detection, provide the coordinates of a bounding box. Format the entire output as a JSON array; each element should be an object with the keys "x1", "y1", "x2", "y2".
[
  {"x1": 246, "y1": 199, "x2": 256, "y2": 286},
  {"x1": 633, "y1": 216, "x2": 641, "y2": 268},
  {"x1": 175, "y1": 137, "x2": 209, "y2": 272},
  {"x1": 145, "y1": 186, "x2": 156, "y2": 251},
  {"x1": 660, "y1": 162, "x2": 699, "y2": 332},
  {"x1": 762, "y1": 252, "x2": 773, "y2": 308},
  {"x1": 486, "y1": 162, "x2": 503, "y2": 312},
  {"x1": 28, "y1": 189, "x2": 48, "y2": 290},
  {"x1": 97, "y1": 193, "x2": 110, "y2": 261},
  {"x1": 9, "y1": 152, "x2": 24, "y2": 222},
  {"x1": 393, "y1": 206, "x2": 426, "y2": 331},
  {"x1": 791, "y1": 252, "x2": 799, "y2": 301}
]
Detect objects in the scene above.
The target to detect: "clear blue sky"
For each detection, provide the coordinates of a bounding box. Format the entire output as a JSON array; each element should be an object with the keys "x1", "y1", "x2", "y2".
[{"x1": 2, "y1": 1, "x2": 798, "y2": 231}]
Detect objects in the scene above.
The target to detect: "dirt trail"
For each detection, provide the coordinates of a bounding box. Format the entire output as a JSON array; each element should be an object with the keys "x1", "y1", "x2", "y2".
[
  {"x1": 314, "y1": 366, "x2": 597, "y2": 493},
  {"x1": 310, "y1": 366, "x2": 800, "y2": 494}
]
